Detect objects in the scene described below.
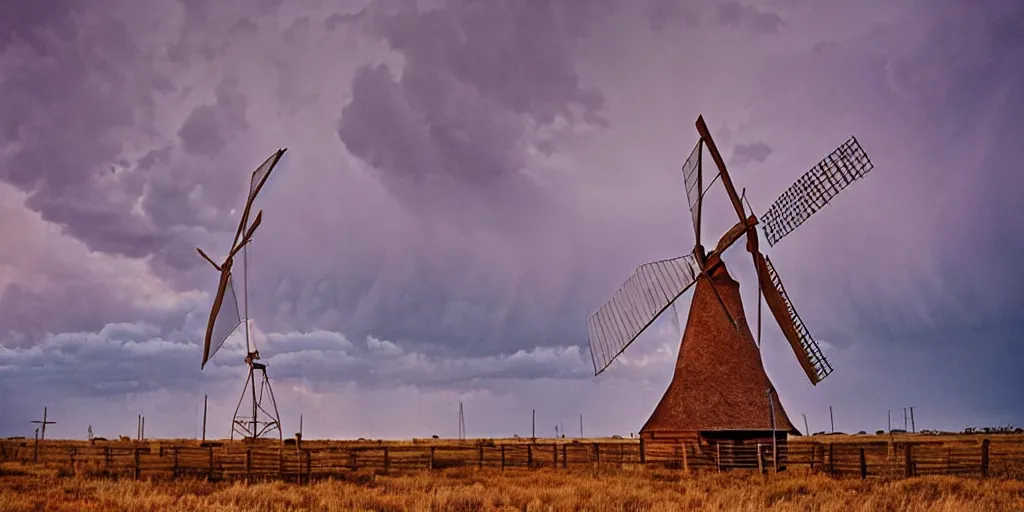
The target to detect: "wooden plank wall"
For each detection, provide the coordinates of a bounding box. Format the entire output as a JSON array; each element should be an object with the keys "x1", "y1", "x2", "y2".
[{"x1": 2, "y1": 437, "x2": 1021, "y2": 482}]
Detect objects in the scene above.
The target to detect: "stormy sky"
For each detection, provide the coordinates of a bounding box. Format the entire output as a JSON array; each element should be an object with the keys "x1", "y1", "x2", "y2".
[{"x1": 1, "y1": 0, "x2": 1022, "y2": 440}]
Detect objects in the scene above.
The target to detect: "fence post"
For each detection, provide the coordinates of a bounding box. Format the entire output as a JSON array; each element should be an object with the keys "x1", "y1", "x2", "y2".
[
  {"x1": 383, "y1": 447, "x2": 390, "y2": 471},
  {"x1": 208, "y1": 446, "x2": 214, "y2": 482},
  {"x1": 904, "y1": 444, "x2": 913, "y2": 477},
  {"x1": 716, "y1": 444, "x2": 721, "y2": 473},
  {"x1": 682, "y1": 443, "x2": 689, "y2": 474},
  {"x1": 527, "y1": 444, "x2": 533, "y2": 467},
  {"x1": 809, "y1": 444, "x2": 815, "y2": 471},
  {"x1": 639, "y1": 438, "x2": 646, "y2": 464},
  {"x1": 981, "y1": 439, "x2": 990, "y2": 477},
  {"x1": 500, "y1": 445, "x2": 506, "y2": 471},
  {"x1": 479, "y1": 445, "x2": 484, "y2": 469},
  {"x1": 594, "y1": 443, "x2": 600, "y2": 467},
  {"x1": 246, "y1": 448, "x2": 252, "y2": 483},
  {"x1": 757, "y1": 444, "x2": 764, "y2": 474},
  {"x1": 429, "y1": 447, "x2": 435, "y2": 470},
  {"x1": 305, "y1": 450, "x2": 312, "y2": 484},
  {"x1": 350, "y1": 449, "x2": 357, "y2": 471},
  {"x1": 828, "y1": 444, "x2": 835, "y2": 476},
  {"x1": 562, "y1": 444, "x2": 567, "y2": 469},
  {"x1": 134, "y1": 448, "x2": 141, "y2": 480},
  {"x1": 173, "y1": 448, "x2": 179, "y2": 479},
  {"x1": 553, "y1": 443, "x2": 558, "y2": 468},
  {"x1": 104, "y1": 447, "x2": 111, "y2": 469},
  {"x1": 859, "y1": 448, "x2": 866, "y2": 479}
]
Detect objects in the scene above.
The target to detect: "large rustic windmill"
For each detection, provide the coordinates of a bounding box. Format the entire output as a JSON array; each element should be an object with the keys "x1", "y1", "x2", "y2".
[
  {"x1": 197, "y1": 149, "x2": 287, "y2": 441},
  {"x1": 587, "y1": 115, "x2": 875, "y2": 465}
]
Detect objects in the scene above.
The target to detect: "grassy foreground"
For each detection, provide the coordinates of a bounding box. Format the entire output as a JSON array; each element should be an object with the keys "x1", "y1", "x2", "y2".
[{"x1": 2, "y1": 462, "x2": 1023, "y2": 511}]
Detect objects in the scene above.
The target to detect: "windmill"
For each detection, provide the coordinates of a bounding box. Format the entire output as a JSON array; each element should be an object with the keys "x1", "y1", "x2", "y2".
[
  {"x1": 197, "y1": 148, "x2": 287, "y2": 441},
  {"x1": 586, "y1": 115, "x2": 875, "y2": 466}
]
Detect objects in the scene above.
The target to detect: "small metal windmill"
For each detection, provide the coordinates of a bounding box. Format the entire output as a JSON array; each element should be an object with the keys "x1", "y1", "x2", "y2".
[{"x1": 197, "y1": 148, "x2": 287, "y2": 441}]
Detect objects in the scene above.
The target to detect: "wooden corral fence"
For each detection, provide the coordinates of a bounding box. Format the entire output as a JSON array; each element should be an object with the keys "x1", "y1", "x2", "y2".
[{"x1": 3, "y1": 436, "x2": 1023, "y2": 482}]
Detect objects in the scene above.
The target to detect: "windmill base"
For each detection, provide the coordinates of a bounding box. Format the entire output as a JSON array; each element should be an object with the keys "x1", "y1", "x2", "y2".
[
  {"x1": 640, "y1": 430, "x2": 789, "y2": 471},
  {"x1": 231, "y1": 356, "x2": 283, "y2": 441}
]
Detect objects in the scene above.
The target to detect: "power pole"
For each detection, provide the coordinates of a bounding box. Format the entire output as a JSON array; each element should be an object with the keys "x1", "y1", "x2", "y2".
[
  {"x1": 829, "y1": 406, "x2": 834, "y2": 433},
  {"x1": 458, "y1": 402, "x2": 465, "y2": 440},
  {"x1": 30, "y1": 407, "x2": 56, "y2": 441},
  {"x1": 903, "y1": 407, "x2": 908, "y2": 431},
  {"x1": 802, "y1": 413, "x2": 809, "y2": 436},
  {"x1": 580, "y1": 414, "x2": 584, "y2": 438},
  {"x1": 532, "y1": 409, "x2": 535, "y2": 439},
  {"x1": 910, "y1": 406, "x2": 916, "y2": 433},
  {"x1": 202, "y1": 395, "x2": 208, "y2": 441},
  {"x1": 767, "y1": 388, "x2": 778, "y2": 471},
  {"x1": 888, "y1": 410, "x2": 891, "y2": 433}
]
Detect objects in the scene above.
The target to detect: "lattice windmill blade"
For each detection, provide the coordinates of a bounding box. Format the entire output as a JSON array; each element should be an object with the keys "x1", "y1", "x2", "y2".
[
  {"x1": 201, "y1": 267, "x2": 244, "y2": 369},
  {"x1": 587, "y1": 254, "x2": 702, "y2": 376},
  {"x1": 680, "y1": 138, "x2": 705, "y2": 252},
  {"x1": 227, "y1": 210, "x2": 263, "y2": 261},
  {"x1": 232, "y1": 149, "x2": 286, "y2": 249},
  {"x1": 760, "y1": 136, "x2": 874, "y2": 247},
  {"x1": 753, "y1": 252, "x2": 834, "y2": 384}
]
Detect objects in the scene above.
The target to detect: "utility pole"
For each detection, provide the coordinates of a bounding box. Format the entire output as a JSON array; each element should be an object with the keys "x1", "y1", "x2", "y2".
[
  {"x1": 903, "y1": 407, "x2": 908, "y2": 431},
  {"x1": 910, "y1": 406, "x2": 916, "y2": 433},
  {"x1": 30, "y1": 407, "x2": 56, "y2": 441},
  {"x1": 829, "y1": 406, "x2": 834, "y2": 433},
  {"x1": 458, "y1": 402, "x2": 465, "y2": 440},
  {"x1": 888, "y1": 410, "x2": 891, "y2": 433},
  {"x1": 532, "y1": 409, "x2": 535, "y2": 439},
  {"x1": 580, "y1": 414, "x2": 584, "y2": 438},
  {"x1": 137, "y1": 414, "x2": 142, "y2": 440},
  {"x1": 141, "y1": 416, "x2": 145, "y2": 440},
  {"x1": 802, "y1": 413, "x2": 809, "y2": 436},
  {"x1": 202, "y1": 395, "x2": 208, "y2": 442}
]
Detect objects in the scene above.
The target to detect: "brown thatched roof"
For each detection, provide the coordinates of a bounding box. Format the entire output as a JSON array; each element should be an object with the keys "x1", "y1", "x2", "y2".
[{"x1": 641, "y1": 261, "x2": 799, "y2": 434}]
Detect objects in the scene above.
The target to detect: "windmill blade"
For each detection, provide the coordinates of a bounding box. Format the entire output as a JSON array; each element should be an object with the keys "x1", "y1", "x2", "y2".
[
  {"x1": 196, "y1": 247, "x2": 221, "y2": 271},
  {"x1": 680, "y1": 138, "x2": 704, "y2": 250},
  {"x1": 753, "y1": 252, "x2": 834, "y2": 384},
  {"x1": 227, "y1": 210, "x2": 263, "y2": 260},
  {"x1": 233, "y1": 149, "x2": 286, "y2": 249},
  {"x1": 201, "y1": 268, "x2": 244, "y2": 369},
  {"x1": 761, "y1": 136, "x2": 874, "y2": 247},
  {"x1": 587, "y1": 254, "x2": 702, "y2": 376}
]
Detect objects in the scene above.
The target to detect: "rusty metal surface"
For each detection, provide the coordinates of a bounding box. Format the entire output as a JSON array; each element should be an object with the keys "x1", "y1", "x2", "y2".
[{"x1": 761, "y1": 136, "x2": 873, "y2": 247}]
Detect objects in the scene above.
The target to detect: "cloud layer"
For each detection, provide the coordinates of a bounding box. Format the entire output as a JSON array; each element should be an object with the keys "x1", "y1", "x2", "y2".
[{"x1": 1, "y1": 0, "x2": 1023, "y2": 439}]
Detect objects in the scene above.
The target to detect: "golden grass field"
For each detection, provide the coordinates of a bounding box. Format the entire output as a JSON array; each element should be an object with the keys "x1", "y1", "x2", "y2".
[{"x1": 3, "y1": 461, "x2": 1024, "y2": 512}]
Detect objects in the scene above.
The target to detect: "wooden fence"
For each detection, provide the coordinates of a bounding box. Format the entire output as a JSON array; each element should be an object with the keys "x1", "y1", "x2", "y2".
[{"x1": 3, "y1": 437, "x2": 1023, "y2": 482}]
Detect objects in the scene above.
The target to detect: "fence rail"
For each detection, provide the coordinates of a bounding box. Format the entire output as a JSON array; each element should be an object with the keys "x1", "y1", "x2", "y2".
[{"x1": 3, "y1": 437, "x2": 1023, "y2": 482}]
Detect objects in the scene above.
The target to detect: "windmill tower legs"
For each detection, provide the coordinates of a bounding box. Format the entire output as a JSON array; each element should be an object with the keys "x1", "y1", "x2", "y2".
[{"x1": 230, "y1": 353, "x2": 283, "y2": 441}]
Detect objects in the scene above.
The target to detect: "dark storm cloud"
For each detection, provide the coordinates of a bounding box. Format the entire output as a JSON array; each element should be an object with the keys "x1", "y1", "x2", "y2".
[
  {"x1": 337, "y1": 0, "x2": 608, "y2": 221},
  {"x1": 714, "y1": 1, "x2": 784, "y2": 34},
  {"x1": 178, "y1": 77, "x2": 251, "y2": 157},
  {"x1": 731, "y1": 141, "x2": 774, "y2": 166}
]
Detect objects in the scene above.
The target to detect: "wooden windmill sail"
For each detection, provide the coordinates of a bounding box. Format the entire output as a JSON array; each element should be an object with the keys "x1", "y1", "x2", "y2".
[
  {"x1": 197, "y1": 148, "x2": 287, "y2": 441},
  {"x1": 587, "y1": 115, "x2": 875, "y2": 460}
]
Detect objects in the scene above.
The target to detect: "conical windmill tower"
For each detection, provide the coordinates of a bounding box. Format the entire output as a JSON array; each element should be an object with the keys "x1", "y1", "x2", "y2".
[
  {"x1": 587, "y1": 115, "x2": 876, "y2": 466},
  {"x1": 197, "y1": 149, "x2": 287, "y2": 441}
]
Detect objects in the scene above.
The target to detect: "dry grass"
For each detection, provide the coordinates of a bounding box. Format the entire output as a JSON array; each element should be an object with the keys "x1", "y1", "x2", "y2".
[{"x1": 3, "y1": 462, "x2": 1024, "y2": 511}]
